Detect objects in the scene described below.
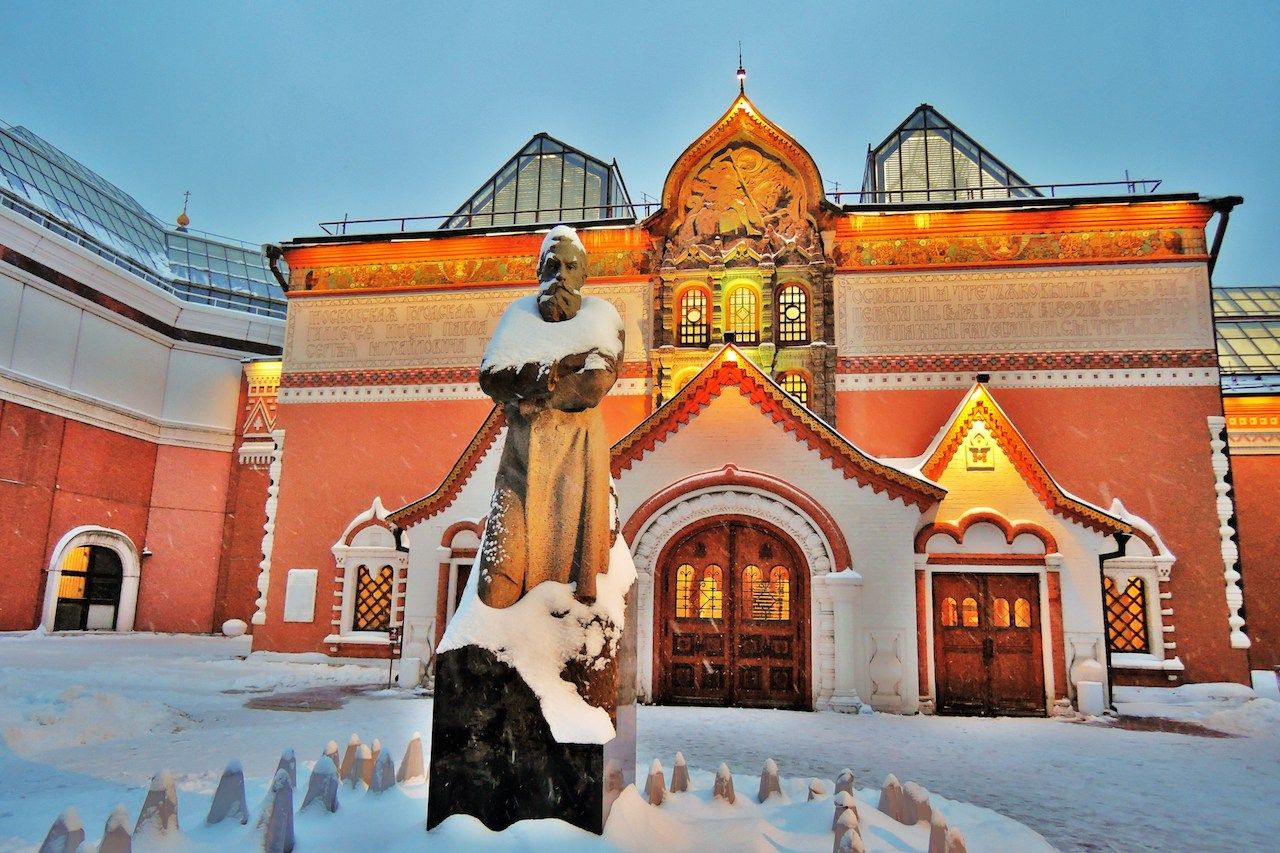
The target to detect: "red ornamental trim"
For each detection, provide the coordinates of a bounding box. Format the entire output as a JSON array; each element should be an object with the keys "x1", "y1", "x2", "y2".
[
  {"x1": 280, "y1": 360, "x2": 648, "y2": 389},
  {"x1": 611, "y1": 359, "x2": 944, "y2": 509},
  {"x1": 915, "y1": 510, "x2": 1059, "y2": 555},
  {"x1": 836, "y1": 349, "x2": 1219, "y2": 374}
]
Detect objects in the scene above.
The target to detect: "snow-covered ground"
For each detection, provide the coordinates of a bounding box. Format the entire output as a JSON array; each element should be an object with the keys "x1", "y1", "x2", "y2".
[{"x1": 0, "y1": 633, "x2": 1276, "y2": 852}]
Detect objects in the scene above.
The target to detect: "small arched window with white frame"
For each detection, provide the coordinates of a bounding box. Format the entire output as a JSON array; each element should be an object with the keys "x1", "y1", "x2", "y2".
[{"x1": 329, "y1": 497, "x2": 408, "y2": 647}]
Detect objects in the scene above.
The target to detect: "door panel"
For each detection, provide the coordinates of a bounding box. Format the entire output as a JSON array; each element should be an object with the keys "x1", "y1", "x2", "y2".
[
  {"x1": 933, "y1": 572, "x2": 1045, "y2": 716},
  {"x1": 660, "y1": 519, "x2": 807, "y2": 709}
]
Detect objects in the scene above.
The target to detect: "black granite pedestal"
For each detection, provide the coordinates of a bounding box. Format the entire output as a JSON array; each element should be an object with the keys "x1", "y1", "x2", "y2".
[
  {"x1": 427, "y1": 590, "x2": 637, "y2": 835},
  {"x1": 427, "y1": 644, "x2": 636, "y2": 834}
]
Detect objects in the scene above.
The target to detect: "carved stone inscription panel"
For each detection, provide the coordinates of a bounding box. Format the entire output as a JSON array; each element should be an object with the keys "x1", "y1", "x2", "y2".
[
  {"x1": 283, "y1": 282, "x2": 651, "y2": 373},
  {"x1": 834, "y1": 265, "x2": 1212, "y2": 356}
]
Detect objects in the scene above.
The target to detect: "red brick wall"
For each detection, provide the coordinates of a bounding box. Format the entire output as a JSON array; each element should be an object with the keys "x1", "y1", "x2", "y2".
[
  {"x1": 1232, "y1": 454, "x2": 1280, "y2": 672},
  {"x1": 0, "y1": 398, "x2": 238, "y2": 633}
]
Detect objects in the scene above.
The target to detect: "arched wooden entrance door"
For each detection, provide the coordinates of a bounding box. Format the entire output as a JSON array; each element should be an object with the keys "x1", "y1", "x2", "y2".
[
  {"x1": 53, "y1": 545, "x2": 124, "y2": 631},
  {"x1": 656, "y1": 516, "x2": 809, "y2": 710}
]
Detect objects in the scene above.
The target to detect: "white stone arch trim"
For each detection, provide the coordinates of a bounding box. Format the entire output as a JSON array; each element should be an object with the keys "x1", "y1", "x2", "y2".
[
  {"x1": 42, "y1": 526, "x2": 141, "y2": 632},
  {"x1": 630, "y1": 487, "x2": 841, "y2": 708},
  {"x1": 328, "y1": 497, "x2": 409, "y2": 645}
]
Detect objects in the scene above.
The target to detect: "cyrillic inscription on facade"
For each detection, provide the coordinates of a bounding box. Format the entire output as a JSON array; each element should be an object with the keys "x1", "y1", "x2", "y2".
[
  {"x1": 283, "y1": 283, "x2": 650, "y2": 373},
  {"x1": 835, "y1": 265, "x2": 1212, "y2": 355}
]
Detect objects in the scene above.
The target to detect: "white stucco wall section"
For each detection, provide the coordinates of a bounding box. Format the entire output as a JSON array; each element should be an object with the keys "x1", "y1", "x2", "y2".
[{"x1": 0, "y1": 205, "x2": 283, "y2": 451}]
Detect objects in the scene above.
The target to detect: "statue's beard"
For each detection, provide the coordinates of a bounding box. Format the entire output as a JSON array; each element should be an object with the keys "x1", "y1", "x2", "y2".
[{"x1": 537, "y1": 281, "x2": 582, "y2": 322}]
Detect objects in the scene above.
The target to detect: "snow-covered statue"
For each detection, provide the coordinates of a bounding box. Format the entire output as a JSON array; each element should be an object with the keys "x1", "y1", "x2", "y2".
[
  {"x1": 428, "y1": 225, "x2": 637, "y2": 836},
  {"x1": 475, "y1": 225, "x2": 623, "y2": 609}
]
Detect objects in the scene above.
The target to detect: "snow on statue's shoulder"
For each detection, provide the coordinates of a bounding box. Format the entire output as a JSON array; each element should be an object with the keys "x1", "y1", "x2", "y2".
[
  {"x1": 481, "y1": 295, "x2": 623, "y2": 373},
  {"x1": 438, "y1": 523, "x2": 636, "y2": 745}
]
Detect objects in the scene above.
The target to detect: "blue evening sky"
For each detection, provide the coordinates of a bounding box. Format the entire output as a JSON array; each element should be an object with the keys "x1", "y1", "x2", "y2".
[{"x1": 2, "y1": 1, "x2": 1276, "y2": 284}]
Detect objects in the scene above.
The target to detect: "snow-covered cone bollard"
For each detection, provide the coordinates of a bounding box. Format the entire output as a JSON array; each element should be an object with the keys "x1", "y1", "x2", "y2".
[
  {"x1": 877, "y1": 773, "x2": 904, "y2": 822},
  {"x1": 644, "y1": 759, "x2": 666, "y2": 806},
  {"x1": 808, "y1": 778, "x2": 829, "y2": 801},
  {"x1": 206, "y1": 760, "x2": 248, "y2": 825},
  {"x1": 929, "y1": 811, "x2": 949, "y2": 853},
  {"x1": 367, "y1": 738, "x2": 382, "y2": 785},
  {"x1": 276, "y1": 749, "x2": 297, "y2": 790},
  {"x1": 397, "y1": 732, "x2": 426, "y2": 785},
  {"x1": 254, "y1": 768, "x2": 294, "y2": 853},
  {"x1": 944, "y1": 826, "x2": 968, "y2": 853},
  {"x1": 362, "y1": 741, "x2": 379, "y2": 787},
  {"x1": 835, "y1": 768, "x2": 856, "y2": 796},
  {"x1": 323, "y1": 740, "x2": 340, "y2": 771},
  {"x1": 38, "y1": 807, "x2": 83, "y2": 853},
  {"x1": 99, "y1": 805, "x2": 132, "y2": 853},
  {"x1": 832, "y1": 791, "x2": 858, "y2": 831},
  {"x1": 833, "y1": 808, "x2": 860, "y2": 853},
  {"x1": 338, "y1": 734, "x2": 360, "y2": 782},
  {"x1": 837, "y1": 828, "x2": 866, "y2": 853},
  {"x1": 670, "y1": 752, "x2": 691, "y2": 793},
  {"x1": 350, "y1": 744, "x2": 372, "y2": 789},
  {"x1": 713, "y1": 763, "x2": 736, "y2": 804},
  {"x1": 758, "y1": 758, "x2": 783, "y2": 803},
  {"x1": 369, "y1": 750, "x2": 396, "y2": 793},
  {"x1": 426, "y1": 226, "x2": 637, "y2": 837},
  {"x1": 300, "y1": 758, "x2": 339, "y2": 814},
  {"x1": 902, "y1": 781, "x2": 931, "y2": 825},
  {"x1": 134, "y1": 770, "x2": 179, "y2": 839}
]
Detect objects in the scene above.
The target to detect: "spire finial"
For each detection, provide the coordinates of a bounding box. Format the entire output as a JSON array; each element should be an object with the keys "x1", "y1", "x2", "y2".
[
  {"x1": 736, "y1": 42, "x2": 746, "y2": 93},
  {"x1": 176, "y1": 190, "x2": 190, "y2": 231}
]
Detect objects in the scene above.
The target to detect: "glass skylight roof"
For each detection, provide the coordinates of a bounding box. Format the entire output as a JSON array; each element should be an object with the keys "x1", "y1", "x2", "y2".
[
  {"x1": 0, "y1": 122, "x2": 284, "y2": 318},
  {"x1": 861, "y1": 104, "x2": 1040, "y2": 203},
  {"x1": 1214, "y1": 287, "x2": 1280, "y2": 393},
  {"x1": 443, "y1": 133, "x2": 634, "y2": 230}
]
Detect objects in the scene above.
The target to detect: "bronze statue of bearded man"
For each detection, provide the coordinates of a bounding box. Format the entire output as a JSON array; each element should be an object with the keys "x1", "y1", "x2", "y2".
[{"x1": 475, "y1": 225, "x2": 624, "y2": 609}]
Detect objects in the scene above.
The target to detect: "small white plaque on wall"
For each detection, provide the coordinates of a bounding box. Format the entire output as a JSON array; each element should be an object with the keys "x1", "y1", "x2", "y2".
[{"x1": 283, "y1": 568, "x2": 318, "y2": 623}]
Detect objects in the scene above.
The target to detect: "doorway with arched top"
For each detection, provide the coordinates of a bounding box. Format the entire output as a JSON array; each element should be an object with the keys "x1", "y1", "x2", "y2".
[{"x1": 655, "y1": 515, "x2": 809, "y2": 710}]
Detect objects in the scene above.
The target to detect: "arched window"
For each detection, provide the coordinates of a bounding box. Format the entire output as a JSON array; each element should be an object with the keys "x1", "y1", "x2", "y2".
[
  {"x1": 961, "y1": 597, "x2": 979, "y2": 627},
  {"x1": 991, "y1": 597, "x2": 1011, "y2": 628},
  {"x1": 698, "y1": 565, "x2": 723, "y2": 619},
  {"x1": 940, "y1": 597, "x2": 958, "y2": 627},
  {"x1": 726, "y1": 286, "x2": 760, "y2": 345},
  {"x1": 779, "y1": 371, "x2": 809, "y2": 405},
  {"x1": 675, "y1": 564, "x2": 695, "y2": 618},
  {"x1": 776, "y1": 284, "x2": 809, "y2": 344},
  {"x1": 742, "y1": 565, "x2": 762, "y2": 618},
  {"x1": 678, "y1": 288, "x2": 710, "y2": 346},
  {"x1": 768, "y1": 566, "x2": 791, "y2": 621},
  {"x1": 1103, "y1": 576, "x2": 1149, "y2": 652},
  {"x1": 354, "y1": 565, "x2": 393, "y2": 631},
  {"x1": 1013, "y1": 597, "x2": 1032, "y2": 629}
]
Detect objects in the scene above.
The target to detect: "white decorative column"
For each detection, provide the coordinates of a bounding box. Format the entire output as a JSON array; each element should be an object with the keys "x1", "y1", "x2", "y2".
[
  {"x1": 816, "y1": 570, "x2": 865, "y2": 712},
  {"x1": 252, "y1": 428, "x2": 285, "y2": 626},
  {"x1": 1208, "y1": 416, "x2": 1250, "y2": 649}
]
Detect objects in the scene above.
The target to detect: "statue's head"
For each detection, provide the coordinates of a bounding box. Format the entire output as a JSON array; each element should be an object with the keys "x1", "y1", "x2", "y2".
[{"x1": 536, "y1": 225, "x2": 587, "y2": 322}]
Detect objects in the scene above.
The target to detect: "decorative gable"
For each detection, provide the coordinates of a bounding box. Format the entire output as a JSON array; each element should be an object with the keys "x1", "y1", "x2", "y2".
[{"x1": 921, "y1": 384, "x2": 1129, "y2": 535}]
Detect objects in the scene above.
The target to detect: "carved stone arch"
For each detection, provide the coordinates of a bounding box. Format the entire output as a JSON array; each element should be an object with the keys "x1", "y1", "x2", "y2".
[
  {"x1": 629, "y1": 484, "x2": 844, "y2": 706},
  {"x1": 42, "y1": 526, "x2": 141, "y2": 632}
]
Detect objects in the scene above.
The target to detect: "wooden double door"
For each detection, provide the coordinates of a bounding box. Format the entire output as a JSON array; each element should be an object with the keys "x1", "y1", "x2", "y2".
[
  {"x1": 658, "y1": 519, "x2": 808, "y2": 710},
  {"x1": 932, "y1": 572, "x2": 1046, "y2": 716}
]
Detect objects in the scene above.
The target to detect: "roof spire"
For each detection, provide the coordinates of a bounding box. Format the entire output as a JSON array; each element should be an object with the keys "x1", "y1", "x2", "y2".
[
  {"x1": 736, "y1": 42, "x2": 746, "y2": 93},
  {"x1": 176, "y1": 190, "x2": 190, "y2": 231}
]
